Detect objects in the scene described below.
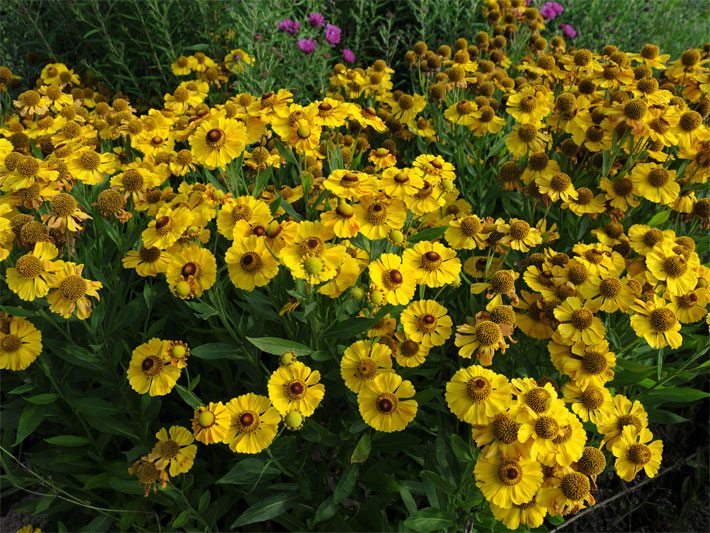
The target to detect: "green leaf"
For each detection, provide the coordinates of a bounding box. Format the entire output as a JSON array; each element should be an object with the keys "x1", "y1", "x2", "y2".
[
  {"x1": 175, "y1": 385, "x2": 203, "y2": 409},
  {"x1": 413, "y1": 388, "x2": 442, "y2": 405},
  {"x1": 333, "y1": 464, "x2": 359, "y2": 503},
  {"x1": 548, "y1": 514, "x2": 565, "y2": 525},
  {"x1": 648, "y1": 209, "x2": 671, "y2": 226},
  {"x1": 172, "y1": 511, "x2": 190, "y2": 529},
  {"x1": 216, "y1": 457, "x2": 280, "y2": 485},
  {"x1": 246, "y1": 337, "x2": 313, "y2": 356},
  {"x1": 646, "y1": 387, "x2": 710, "y2": 403},
  {"x1": 404, "y1": 508, "x2": 455, "y2": 531},
  {"x1": 310, "y1": 350, "x2": 332, "y2": 361},
  {"x1": 14, "y1": 404, "x2": 42, "y2": 445},
  {"x1": 24, "y1": 393, "x2": 58, "y2": 404},
  {"x1": 230, "y1": 494, "x2": 301, "y2": 528},
  {"x1": 647, "y1": 408, "x2": 689, "y2": 424},
  {"x1": 182, "y1": 301, "x2": 218, "y2": 319},
  {"x1": 191, "y1": 343, "x2": 241, "y2": 360},
  {"x1": 350, "y1": 433, "x2": 371, "y2": 464},
  {"x1": 313, "y1": 498, "x2": 339, "y2": 524},
  {"x1": 324, "y1": 305, "x2": 394, "y2": 339},
  {"x1": 198, "y1": 491, "x2": 211, "y2": 513},
  {"x1": 44, "y1": 435, "x2": 91, "y2": 447},
  {"x1": 398, "y1": 484, "x2": 417, "y2": 515},
  {"x1": 407, "y1": 225, "x2": 448, "y2": 244},
  {"x1": 273, "y1": 139, "x2": 299, "y2": 166},
  {"x1": 450, "y1": 434, "x2": 474, "y2": 463}
]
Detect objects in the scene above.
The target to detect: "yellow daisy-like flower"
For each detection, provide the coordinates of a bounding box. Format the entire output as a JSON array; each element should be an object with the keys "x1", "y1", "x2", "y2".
[
  {"x1": 446, "y1": 365, "x2": 512, "y2": 425},
  {"x1": 580, "y1": 275, "x2": 636, "y2": 313},
  {"x1": 128, "y1": 457, "x2": 169, "y2": 497},
  {"x1": 455, "y1": 320, "x2": 511, "y2": 366},
  {"x1": 536, "y1": 172, "x2": 578, "y2": 203},
  {"x1": 165, "y1": 243, "x2": 217, "y2": 298},
  {"x1": 190, "y1": 116, "x2": 246, "y2": 170},
  {"x1": 320, "y1": 202, "x2": 361, "y2": 239},
  {"x1": 47, "y1": 262, "x2": 102, "y2": 320},
  {"x1": 474, "y1": 453, "x2": 543, "y2": 508},
  {"x1": 669, "y1": 288, "x2": 710, "y2": 323},
  {"x1": 629, "y1": 162, "x2": 679, "y2": 205},
  {"x1": 511, "y1": 378, "x2": 565, "y2": 417},
  {"x1": 122, "y1": 246, "x2": 172, "y2": 277},
  {"x1": 445, "y1": 214, "x2": 488, "y2": 250},
  {"x1": 0, "y1": 316, "x2": 42, "y2": 371},
  {"x1": 340, "y1": 340, "x2": 394, "y2": 393},
  {"x1": 402, "y1": 241, "x2": 461, "y2": 287},
  {"x1": 558, "y1": 340, "x2": 616, "y2": 389},
  {"x1": 401, "y1": 299, "x2": 453, "y2": 348},
  {"x1": 611, "y1": 425, "x2": 663, "y2": 482},
  {"x1": 553, "y1": 296, "x2": 606, "y2": 345},
  {"x1": 537, "y1": 469, "x2": 595, "y2": 516},
  {"x1": 472, "y1": 410, "x2": 531, "y2": 460},
  {"x1": 572, "y1": 242, "x2": 623, "y2": 277},
  {"x1": 352, "y1": 196, "x2": 407, "y2": 240},
  {"x1": 358, "y1": 372, "x2": 418, "y2": 432},
  {"x1": 627, "y1": 224, "x2": 675, "y2": 255},
  {"x1": 127, "y1": 338, "x2": 180, "y2": 396},
  {"x1": 629, "y1": 296, "x2": 682, "y2": 349},
  {"x1": 368, "y1": 253, "x2": 417, "y2": 306},
  {"x1": 225, "y1": 235, "x2": 280, "y2": 291},
  {"x1": 380, "y1": 167, "x2": 424, "y2": 199},
  {"x1": 5, "y1": 241, "x2": 60, "y2": 301},
  {"x1": 645, "y1": 241, "x2": 700, "y2": 296},
  {"x1": 393, "y1": 331, "x2": 430, "y2": 368},
  {"x1": 596, "y1": 394, "x2": 649, "y2": 450},
  {"x1": 41, "y1": 193, "x2": 92, "y2": 233},
  {"x1": 217, "y1": 196, "x2": 272, "y2": 239},
  {"x1": 490, "y1": 495, "x2": 547, "y2": 530},
  {"x1": 368, "y1": 147, "x2": 397, "y2": 169},
  {"x1": 563, "y1": 382, "x2": 613, "y2": 424},
  {"x1": 499, "y1": 218, "x2": 542, "y2": 252},
  {"x1": 323, "y1": 169, "x2": 379, "y2": 199},
  {"x1": 192, "y1": 402, "x2": 231, "y2": 444},
  {"x1": 141, "y1": 206, "x2": 194, "y2": 250},
  {"x1": 505, "y1": 123, "x2": 550, "y2": 159},
  {"x1": 65, "y1": 147, "x2": 117, "y2": 185},
  {"x1": 224, "y1": 393, "x2": 281, "y2": 454},
  {"x1": 267, "y1": 361, "x2": 324, "y2": 417},
  {"x1": 147, "y1": 426, "x2": 197, "y2": 476}
]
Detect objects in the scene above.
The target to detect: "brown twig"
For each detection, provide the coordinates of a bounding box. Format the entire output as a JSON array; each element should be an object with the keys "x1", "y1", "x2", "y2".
[{"x1": 550, "y1": 451, "x2": 700, "y2": 532}]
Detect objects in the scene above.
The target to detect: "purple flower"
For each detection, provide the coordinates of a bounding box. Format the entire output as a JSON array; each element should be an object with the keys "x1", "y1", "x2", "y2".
[
  {"x1": 277, "y1": 18, "x2": 300, "y2": 36},
  {"x1": 297, "y1": 39, "x2": 316, "y2": 54},
  {"x1": 308, "y1": 12, "x2": 325, "y2": 27},
  {"x1": 343, "y1": 48, "x2": 355, "y2": 63},
  {"x1": 324, "y1": 24, "x2": 341, "y2": 45},
  {"x1": 254, "y1": 33, "x2": 262, "y2": 41},
  {"x1": 541, "y1": 1, "x2": 564, "y2": 19},
  {"x1": 560, "y1": 23, "x2": 577, "y2": 38}
]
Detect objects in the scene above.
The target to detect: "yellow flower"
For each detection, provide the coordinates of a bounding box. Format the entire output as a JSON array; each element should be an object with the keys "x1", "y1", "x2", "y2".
[
  {"x1": 446, "y1": 365, "x2": 511, "y2": 425},
  {"x1": 380, "y1": 167, "x2": 424, "y2": 199},
  {"x1": 505, "y1": 123, "x2": 549, "y2": 159},
  {"x1": 444, "y1": 99, "x2": 478, "y2": 128},
  {"x1": 645, "y1": 241, "x2": 700, "y2": 296},
  {"x1": 506, "y1": 86, "x2": 553, "y2": 124},
  {"x1": 368, "y1": 253, "x2": 417, "y2": 306},
  {"x1": 611, "y1": 425, "x2": 663, "y2": 482},
  {"x1": 572, "y1": 242, "x2": 624, "y2": 277},
  {"x1": 553, "y1": 297, "x2": 606, "y2": 345},
  {"x1": 629, "y1": 162, "x2": 679, "y2": 205},
  {"x1": 192, "y1": 402, "x2": 231, "y2": 444},
  {"x1": 320, "y1": 202, "x2": 361, "y2": 239},
  {"x1": 128, "y1": 457, "x2": 169, "y2": 497},
  {"x1": 41, "y1": 193, "x2": 92, "y2": 233},
  {"x1": 267, "y1": 361, "x2": 324, "y2": 417},
  {"x1": 474, "y1": 453, "x2": 543, "y2": 508},
  {"x1": 596, "y1": 394, "x2": 649, "y2": 450},
  {"x1": 393, "y1": 331, "x2": 430, "y2": 367},
  {"x1": 352, "y1": 196, "x2": 407, "y2": 240},
  {"x1": 142, "y1": 206, "x2": 195, "y2": 250},
  {"x1": 669, "y1": 288, "x2": 710, "y2": 323},
  {"x1": 66, "y1": 147, "x2": 117, "y2": 185},
  {"x1": 47, "y1": 262, "x2": 102, "y2": 320},
  {"x1": 6, "y1": 241, "x2": 60, "y2": 301},
  {"x1": 455, "y1": 320, "x2": 511, "y2": 366},
  {"x1": 402, "y1": 241, "x2": 461, "y2": 287},
  {"x1": 340, "y1": 340, "x2": 394, "y2": 393},
  {"x1": 225, "y1": 235, "x2": 280, "y2": 291},
  {"x1": 127, "y1": 338, "x2": 180, "y2": 396},
  {"x1": 190, "y1": 116, "x2": 246, "y2": 170},
  {"x1": 537, "y1": 469, "x2": 595, "y2": 516},
  {"x1": 217, "y1": 196, "x2": 272, "y2": 239},
  {"x1": 165, "y1": 243, "x2": 217, "y2": 297},
  {"x1": 147, "y1": 426, "x2": 197, "y2": 476},
  {"x1": 499, "y1": 219, "x2": 542, "y2": 252},
  {"x1": 472, "y1": 410, "x2": 531, "y2": 460},
  {"x1": 599, "y1": 176, "x2": 639, "y2": 210},
  {"x1": 358, "y1": 372, "x2": 417, "y2": 432},
  {"x1": 368, "y1": 147, "x2": 397, "y2": 169},
  {"x1": 122, "y1": 246, "x2": 172, "y2": 277},
  {"x1": 630, "y1": 296, "x2": 683, "y2": 349},
  {"x1": 490, "y1": 496, "x2": 547, "y2": 530},
  {"x1": 401, "y1": 299, "x2": 453, "y2": 348},
  {"x1": 536, "y1": 172, "x2": 578, "y2": 203},
  {"x1": 0, "y1": 316, "x2": 42, "y2": 371},
  {"x1": 323, "y1": 169, "x2": 379, "y2": 199},
  {"x1": 445, "y1": 214, "x2": 488, "y2": 250},
  {"x1": 224, "y1": 393, "x2": 281, "y2": 454}
]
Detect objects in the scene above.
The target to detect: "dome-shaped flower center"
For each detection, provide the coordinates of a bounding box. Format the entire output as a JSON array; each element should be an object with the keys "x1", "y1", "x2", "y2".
[
  {"x1": 492, "y1": 414, "x2": 519, "y2": 444},
  {"x1": 648, "y1": 168, "x2": 670, "y2": 187},
  {"x1": 571, "y1": 308, "x2": 593, "y2": 330},
  {"x1": 136, "y1": 462, "x2": 160, "y2": 484},
  {"x1": 400, "y1": 340, "x2": 419, "y2": 357},
  {"x1": 649, "y1": 308, "x2": 676, "y2": 332},
  {"x1": 122, "y1": 169, "x2": 144, "y2": 192},
  {"x1": 581, "y1": 350, "x2": 607, "y2": 374},
  {"x1": 141, "y1": 355, "x2": 163, "y2": 377},
  {"x1": 599, "y1": 278, "x2": 622, "y2": 298},
  {"x1": 376, "y1": 392, "x2": 399, "y2": 414},
  {"x1": 205, "y1": 128, "x2": 226, "y2": 148},
  {"x1": 231, "y1": 203, "x2": 253, "y2": 222},
  {"x1": 59, "y1": 275, "x2": 87, "y2": 300},
  {"x1": 138, "y1": 246, "x2": 161, "y2": 263},
  {"x1": 526, "y1": 387, "x2": 550, "y2": 413},
  {"x1": 509, "y1": 220, "x2": 530, "y2": 240},
  {"x1": 560, "y1": 472, "x2": 590, "y2": 501},
  {"x1": 240, "y1": 252, "x2": 263, "y2": 273},
  {"x1": 535, "y1": 416, "x2": 559, "y2": 439},
  {"x1": 197, "y1": 410, "x2": 216, "y2": 428},
  {"x1": 417, "y1": 313, "x2": 438, "y2": 333},
  {"x1": 581, "y1": 386, "x2": 605, "y2": 409},
  {"x1": 628, "y1": 443, "x2": 652, "y2": 465},
  {"x1": 15, "y1": 254, "x2": 43, "y2": 278},
  {"x1": 490, "y1": 271, "x2": 515, "y2": 293},
  {"x1": 517, "y1": 124, "x2": 537, "y2": 143},
  {"x1": 296, "y1": 126, "x2": 311, "y2": 139},
  {"x1": 237, "y1": 410, "x2": 260, "y2": 433},
  {"x1": 365, "y1": 203, "x2": 388, "y2": 224},
  {"x1": 383, "y1": 269, "x2": 403, "y2": 290},
  {"x1": 159, "y1": 439, "x2": 180, "y2": 459},
  {"x1": 356, "y1": 358, "x2": 378, "y2": 379},
  {"x1": 475, "y1": 321, "x2": 501, "y2": 346},
  {"x1": 0, "y1": 334, "x2": 22, "y2": 353},
  {"x1": 663, "y1": 256, "x2": 687, "y2": 277},
  {"x1": 497, "y1": 460, "x2": 523, "y2": 486},
  {"x1": 577, "y1": 447, "x2": 606, "y2": 476},
  {"x1": 421, "y1": 251, "x2": 442, "y2": 271},
  {"x1": 460, "y1": 216, "x2": 481, "y2": 237},
  {"x1": 466, "y1": 376, "x2": 492, "y2": 402},
  {"x1": 617, "y1": 414, "x2": 642, "y2": 433}
]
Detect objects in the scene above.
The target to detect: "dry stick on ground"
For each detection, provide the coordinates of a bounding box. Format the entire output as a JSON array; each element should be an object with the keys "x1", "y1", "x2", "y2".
[{"x1": 550, "y1": 451, "x2": 700, "y2": 533}]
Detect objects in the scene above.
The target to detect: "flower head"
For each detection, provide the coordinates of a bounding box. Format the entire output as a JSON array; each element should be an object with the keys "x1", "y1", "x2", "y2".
[
  {"x1": 297, "y1": 39, "x2": 317, "y2": 54},
  {"x1": 325, "y1": 24, "x2": 341, "y2": 45}
]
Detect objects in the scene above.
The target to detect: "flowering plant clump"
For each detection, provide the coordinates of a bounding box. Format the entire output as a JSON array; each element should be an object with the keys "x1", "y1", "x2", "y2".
[{"x1": 1, "y1": 0, "x2": 709, "y2": 531}]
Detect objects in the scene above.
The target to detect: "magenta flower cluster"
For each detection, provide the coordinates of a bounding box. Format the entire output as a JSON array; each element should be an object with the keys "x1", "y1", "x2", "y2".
[
  {"x1": 560, "y1": 23, "x2": 577, "y2": 38},
  {"x1": 276, "y1": 12, "x2": 354, "y2": 63},
  {"x1": 540, "y1": 1, "x2": 564, "y2": 20}
]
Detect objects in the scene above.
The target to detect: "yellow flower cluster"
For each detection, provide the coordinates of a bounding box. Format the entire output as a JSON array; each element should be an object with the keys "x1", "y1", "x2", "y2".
[{"x1": 1, "y1": 0, "x2": 708, "y2": 524}]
